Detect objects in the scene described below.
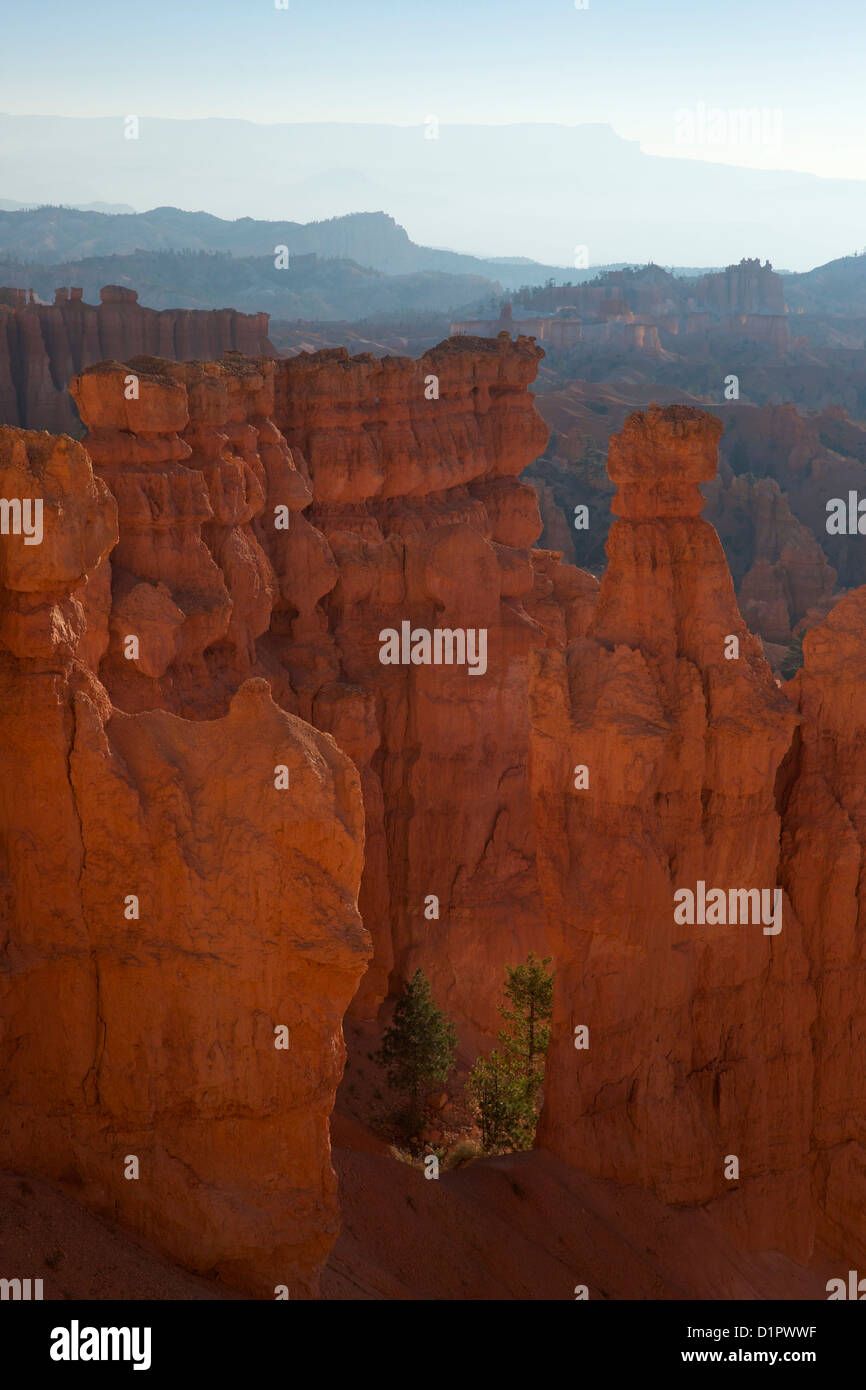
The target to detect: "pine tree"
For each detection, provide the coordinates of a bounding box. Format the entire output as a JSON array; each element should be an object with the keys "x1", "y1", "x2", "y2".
[
  {"x1": 467, "y1": 953, "x2": 555, "y2": 1153},
  {"x1": 467, "y1": 1050, "x2": 535, "y2": 1153},
  {"x1": 498, "y1": 952, "x2": 554, "y2": 1106},
  {"x1": 374, "y1": 969, "x2": 456, "y2": 1132}
]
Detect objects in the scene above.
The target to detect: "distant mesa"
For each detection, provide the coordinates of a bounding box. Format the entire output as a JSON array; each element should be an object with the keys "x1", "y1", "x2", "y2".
[{"x1": 451, "y1": 259, "x2": 791, "y2": 356}]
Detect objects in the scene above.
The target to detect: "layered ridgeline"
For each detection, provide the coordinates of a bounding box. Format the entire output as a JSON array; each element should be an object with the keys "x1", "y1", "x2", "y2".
[{"x1": 1, "y1": 341, "x2": 864, "y2": 1294}]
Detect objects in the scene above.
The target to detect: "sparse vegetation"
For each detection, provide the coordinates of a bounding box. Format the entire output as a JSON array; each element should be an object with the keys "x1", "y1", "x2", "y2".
[
  {"x1": 467, "y1": 954, "x2": 555, "y2": 1154},
  {"x1": 374, "y1": 969, "x2": 457, "y2": 1136},
  {"x1": 467, "y1": 1049, "x2": 536, "y2": 1152}
]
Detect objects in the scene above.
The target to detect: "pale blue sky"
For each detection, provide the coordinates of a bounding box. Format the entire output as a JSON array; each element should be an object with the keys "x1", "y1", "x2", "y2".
[{"x1": 1, "y1": 0, "x2": 861, "y2": 177}]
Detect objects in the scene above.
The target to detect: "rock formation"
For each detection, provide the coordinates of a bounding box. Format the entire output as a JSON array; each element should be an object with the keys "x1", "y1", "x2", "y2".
[
  {"x1": 703, "y1": 461, "x2": 837, "y2": 644},
  {"x1": 531, "y1": 405, "x2": 816, "y2": 1259},
  {"x1": 0, "y1": 285, "x2": 274, "y2": 434},
  {"x1": 68, "y1": 354, "x2": 304, "y2": 719},
  {"x1": 0, "y1": 423, "x2": 370, "y2": 1298},
  {"x1": 690, "y1": 258, "x2": 787, "y2": 316},
  {"x1": 527, "y1": 385, "x2": 845, "y2": 655},
  {"x1": 781, "y1": 593, "x2": 866, "y2": 1265},
  {"x1": 272, "y1": 336, "x2": 571, "y2": 1038},
  {"x1": 4, "y1": 336, "x2": 866, "y2": 1297},
  {"x1": 453, "y1": 260, "x2": 790, "y2": 359},
  {"x1": 719, "y1": 401, "x2": 866, "y2": 591},
  {"x1": 68, "y1": 335, "x2": 595, "y2": 1043}
]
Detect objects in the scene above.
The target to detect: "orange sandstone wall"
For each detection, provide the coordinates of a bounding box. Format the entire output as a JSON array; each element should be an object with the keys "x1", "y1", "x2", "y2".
[
  {"x1": 272, "y1": 338, "x2": 595, "y2": 1038},
  {"x1": 781, "y1": 594, "x2": 866, "y2": 1265},
  {"x1": 69, "y1": 337, "x2": 595, "y2": 1044},
  {"x1": 7, "y1": 340, "x2": 866, "y2": 1291},
  {"x1": 530, "y1": 405, "x2": 855, "y2": 1264},
  {"x1": 0, "y1": 285, "x2": 274, "y2": 434},
  {"x1": 0, "y1": 422, "x2": 370, "y2": 1298}
]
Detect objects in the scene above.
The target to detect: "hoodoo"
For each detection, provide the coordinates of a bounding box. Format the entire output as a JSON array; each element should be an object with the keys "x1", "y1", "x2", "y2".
[{"x1": 531, "y1": 405, "x2": 814, "y2": 1259}]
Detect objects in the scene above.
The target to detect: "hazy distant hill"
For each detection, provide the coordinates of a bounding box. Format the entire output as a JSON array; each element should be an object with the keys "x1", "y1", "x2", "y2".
[
  {"x1": 784, "y1": 253, "x2": 866, "y2": 316},
  {"x1": 0, "y1": 248, "x2": 500, "y2": 321},
  {"x1": 2, "y1": 115, "x2": 865, "y2": 268},
  {"x1": 0, "y1": 206, "x2": 576, "y2": 291}
]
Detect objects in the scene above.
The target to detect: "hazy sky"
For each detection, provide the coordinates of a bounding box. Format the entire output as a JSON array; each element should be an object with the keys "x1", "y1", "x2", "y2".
[{"x1": 1, "y1": 0, "x2": 862, "y2": 179}]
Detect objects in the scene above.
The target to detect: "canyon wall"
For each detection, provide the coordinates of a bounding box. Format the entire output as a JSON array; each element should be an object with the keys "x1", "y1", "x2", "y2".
[
  {"x1": 4, "y1": 337, "x2": 866, "y2": 1292},
  {"x1": 781, "y1": 594, "x2": 866, "y2": 1263},
  {"x1": 0, "y1": 421, "x2": 370, "y2": 1298},
  {"x1": 718, "y1": 401, "x2": 866, "y2": 592},
  {"x1": 270, "y1": 338, "x2": 597, "y2": 1036},
  {"x1": 2, "y1": 334, "x2": 587, "y2": 1292},
  {"x1": 67, "y1": 336, "x2": 594, "y2": 1043},
  {"x1": 0, "y1": 285, "x2": 273, "y2": 434},
  {"x1": 703, "y1": 461, "x2": 837, "y2": 644}
]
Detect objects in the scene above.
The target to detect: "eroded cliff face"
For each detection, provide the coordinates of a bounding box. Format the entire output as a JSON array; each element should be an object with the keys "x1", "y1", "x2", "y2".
[
  {"x1": 272, "y1": 338, "x2": 597, "y2": 1036},
  {"x1": 531, "y1": 406, "x2": 817, "y2": 1259},
  {"x1": 702, "y1": 461, "x2": 837, "y2": 644},
  {"x1": 0, "y1": 423, "x2": 370, "y2": 1297},
  {"x1": 719, "y1": 401, "x2": 866, "y2": 592},
  {"x1": 781, "y1": 594, "x2": 866, "y2": 1266},
  {"x1": 690, "y1": 259, "x2": 787, "y2": 316},
  {"x1": 6, "y1": 337, "x2": 866, "y2": 1294},
  {"x1": 0, "y1": 285, "x2": 274, "y2": 434},
  {"x1": 69, "y1": 336, "x2": 596, "y2": 1041},
  {"x1": 69, "y1": 354, "x2": 311, "y2": 719}
]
